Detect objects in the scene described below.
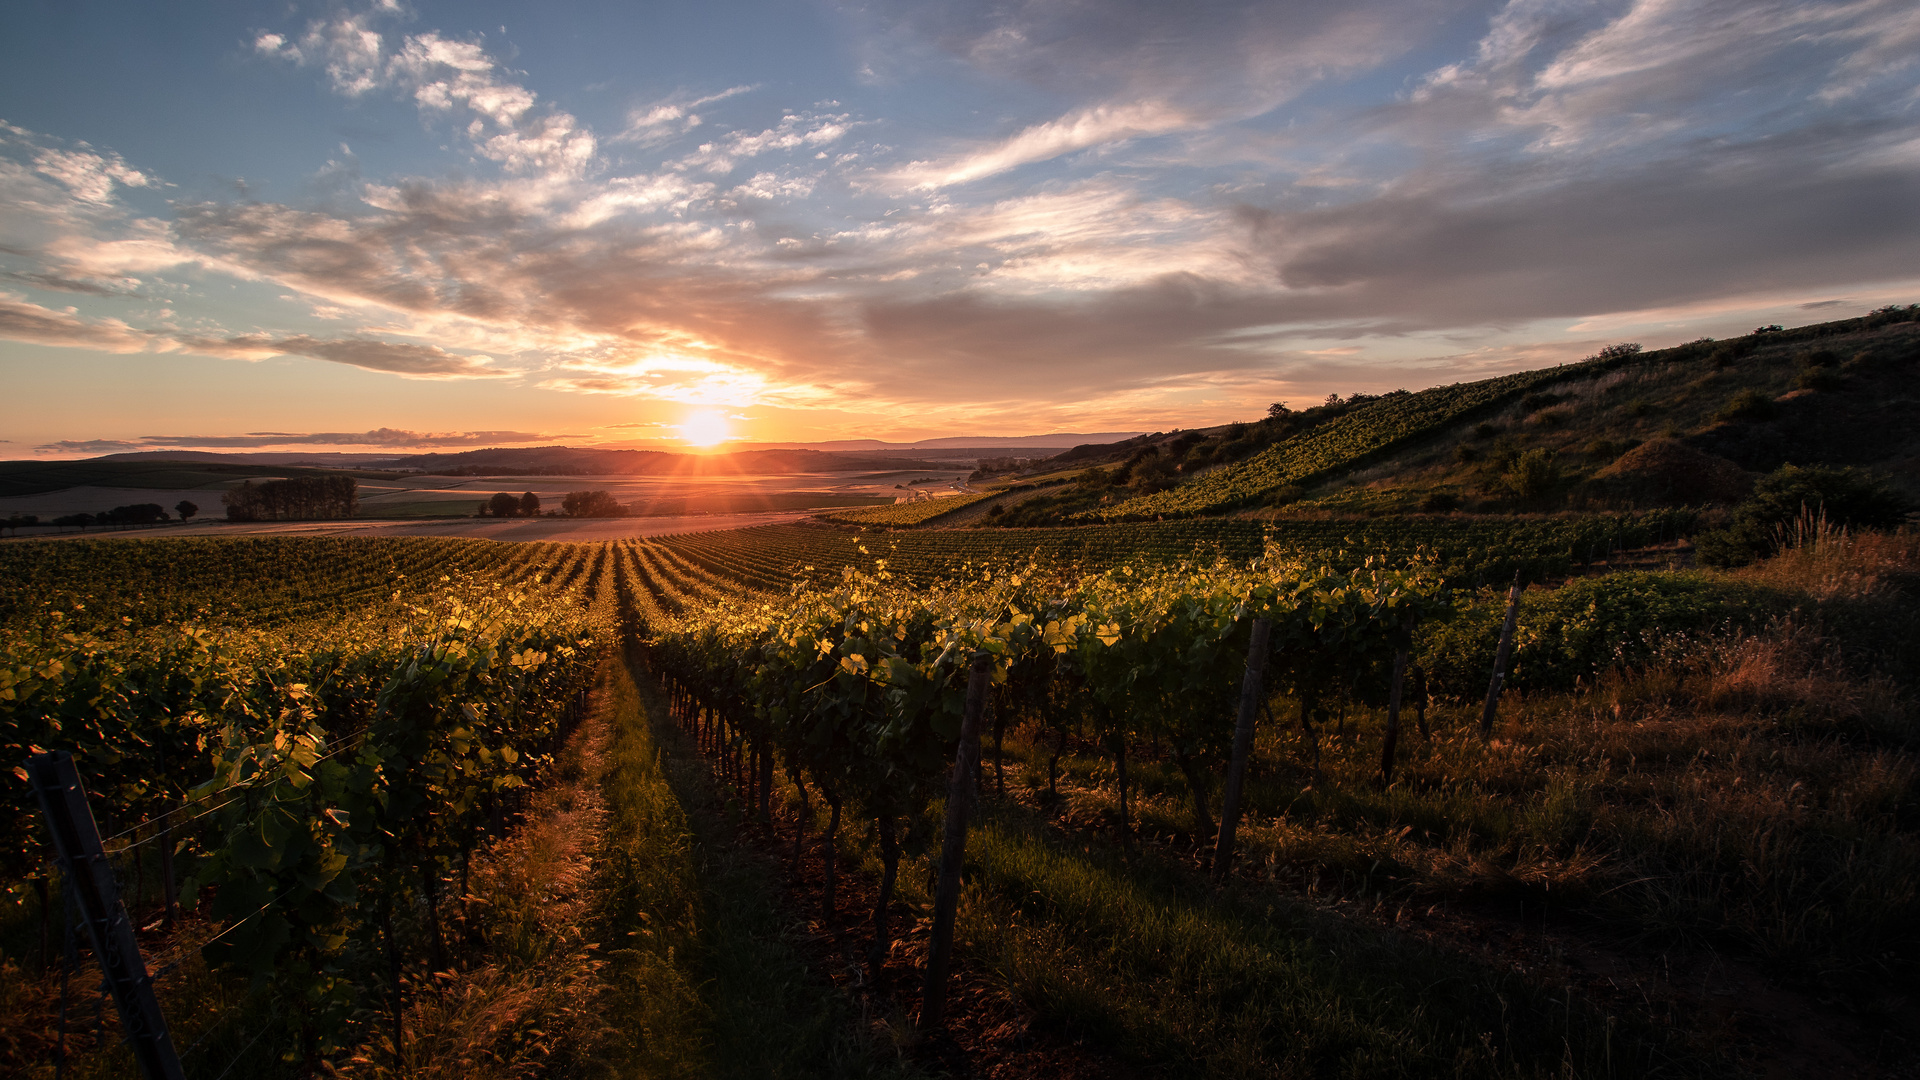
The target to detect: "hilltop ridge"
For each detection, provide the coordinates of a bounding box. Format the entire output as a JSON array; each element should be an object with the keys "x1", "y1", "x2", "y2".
[{"x1": 956, "y1": 306, "x2": 1920, "y2": 528}]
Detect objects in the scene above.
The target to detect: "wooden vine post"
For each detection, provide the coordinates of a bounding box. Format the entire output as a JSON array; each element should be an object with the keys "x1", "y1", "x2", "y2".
[
  {"x1": 1211, "y1": 617, "x2": 1272, "y2": 882},
  {"x1": 27, "y1": 752, "x2": 184, "y2": 1080},
  {"x1": 920, "y1": 653, "x2": 991, "y2": 1031},
  {"x1": 1480, "y1": 572, "x2": 1523, "y2": 738},
  {"x1": 1379, "y1": 616, "x2": 1413, "y2": 784}
]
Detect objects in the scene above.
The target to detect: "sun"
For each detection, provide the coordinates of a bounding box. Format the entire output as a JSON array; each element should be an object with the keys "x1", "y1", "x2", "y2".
[{"x1": 677, "y1": 409, "x2": 731, "y2": 448}]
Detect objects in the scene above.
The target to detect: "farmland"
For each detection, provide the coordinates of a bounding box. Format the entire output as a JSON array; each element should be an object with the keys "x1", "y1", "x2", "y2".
[
  {"x1": 3, "y1": 504, "x2": 1917, "y2": 1078},
  {"x1": 4, "y1": 313, "x2": 1919, "y2": 1078}
]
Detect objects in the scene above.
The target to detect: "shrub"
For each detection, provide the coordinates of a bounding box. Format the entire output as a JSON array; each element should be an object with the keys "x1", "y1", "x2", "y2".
[
  {"x1": 1497, "y1": 449, "x2": 1560, "y2": 502},
  {"x1": 1795, "y1": 365, "x2": 1843, "y2": 391},
  {"x1": 1714, "y1": 389, "x2": 1776, "y2": 423},
  {"x1": 1695, "y1": 464, "x2": 1910, "y2": 567}
]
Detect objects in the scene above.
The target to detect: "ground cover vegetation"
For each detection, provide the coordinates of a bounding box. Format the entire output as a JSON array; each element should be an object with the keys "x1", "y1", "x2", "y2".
[{"x1": 4, "y1": 505, "x2": 1917, "y2": 1076}]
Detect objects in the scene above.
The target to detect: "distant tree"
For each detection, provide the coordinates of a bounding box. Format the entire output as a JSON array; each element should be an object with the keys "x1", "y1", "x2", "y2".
[
  {"x1": 1596, "y1": 342, "x2": 1642, "y2": 362},
  {"x1": 224, "y1": 476, "x2": 358, "y2": 521},
  {"x1": 561, "y1": 490, "x2": 626, "y2": 517},
  {"x1": 2, "y1": 514, "x2": 37, "y2": 536},
  {"x1": 1266, "y1": 402, "x2": 1291, "y2": 419},
  {"x1": 175, "y1": 499, "x2": 198, "y2": 522},
  {"x1": 53, "y1": 513, "x2": 95, "y2": 531},
  {"x1": 1324, "y1": 393, "x2": 1342, "y2": 408},
  {"x1": 518, "y1": 491, "x2": 541, "y2": 517},
  {"x1": 103, "y1": 503, "x2": 168, "y2": 527},
  {"x1": 478, "y1": 501, "x2": 491, "y2": 517},
  {"x1": 488, "y1": 492, "x2": 521, "y2": 518}
]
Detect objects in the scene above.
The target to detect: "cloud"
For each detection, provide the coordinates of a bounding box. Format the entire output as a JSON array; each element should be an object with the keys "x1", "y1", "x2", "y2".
[
  {"x1": 36, "y1": 428, "x2": 565, "y2": 452},
  {"x1": 30, "y1": 144, "x2": 151, "y2": 204},
  {"x1": 0, "y1": 289, "x2": 502, "y2": 379},
  {"x1": 616, "y1": 84, "x2": 757, "y2": 145},
  {"x1": 257, "y1": 11, "x2": 596, "y2": 178},
  {"x1": 896, "y1": 101, "x2": 1193, "y2": 188},
  {"x1": 0, "y1": 293, "x2": 146, "y2": 351},
  {"x1": 176, "y1": 333, "x2": 506, "y2": 378}
]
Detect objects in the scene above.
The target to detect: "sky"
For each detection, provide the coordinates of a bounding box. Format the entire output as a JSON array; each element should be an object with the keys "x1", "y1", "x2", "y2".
[{"x1": 2, "y1": 0, "x2": 1917, "y2": 457}]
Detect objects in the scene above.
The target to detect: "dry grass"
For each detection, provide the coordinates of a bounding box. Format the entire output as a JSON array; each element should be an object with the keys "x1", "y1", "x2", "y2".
[
  {"x1": 325, "y1": 673, "x2": 619, "y2": 1079},
  {"x1": 993, "y1": 528, "x2": 1920, "y2": 1003}
]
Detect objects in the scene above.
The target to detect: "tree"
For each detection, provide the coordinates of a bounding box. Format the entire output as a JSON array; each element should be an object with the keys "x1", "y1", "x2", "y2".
[
  {"x1": 518, "y1": 491, "x2": 541, "y2": 517},
  {"x1": 561, "y1": 490, "x2": 625, "y2": 517},
  {"x1": 1266, "y1": 402, "x2": 1291, "y2": 419},
  {"x1": 488, "y1": 492, "x2": 520, "y2": 518},
  {"x1": 175, "y1": 500, "x2": 198, "y2": 522},
  {"x1": 223, "y1": 476, "x2": 358, "y2": 521}
]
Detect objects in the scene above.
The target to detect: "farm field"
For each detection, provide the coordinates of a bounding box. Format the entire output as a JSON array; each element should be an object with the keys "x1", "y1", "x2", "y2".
[
  {"x1": 3, "y1": 512, "x2": 1917, "y2": 1079},
  {"x1": 0, "y1": 465, "x2": 968, "y2": 526}
]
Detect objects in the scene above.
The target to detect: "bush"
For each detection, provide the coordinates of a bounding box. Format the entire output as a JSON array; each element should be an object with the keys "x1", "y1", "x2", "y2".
[
  {"x1": 1795, "y1": 365, "x2": 1843, "y2": 391},
  {"x1": 1714, "y1": 389, "x2": 1777, "y2": 423},
  {"x1": 1695, "y1": 464, "x2": 1910, "y2": 567},
  {"x1": 1497, "y1": 449, "x2": 1559, "y2": 502}
]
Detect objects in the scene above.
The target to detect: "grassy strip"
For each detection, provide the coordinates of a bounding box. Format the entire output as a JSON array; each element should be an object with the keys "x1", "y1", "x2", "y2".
[
  {"x1": 954, "y1": 805, "x2": 1693, "y2": 1078},
  {"x1": 612, "y1": 647, "x2": 922, "y2": 1079},
  {"x1": 996, "y1": 628, "x2": 1918, "y2": 1000}
]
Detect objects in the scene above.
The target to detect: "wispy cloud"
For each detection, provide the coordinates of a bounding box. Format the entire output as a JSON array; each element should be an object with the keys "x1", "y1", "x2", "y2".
[
  {"x1": 894, "y1": 100, "x2": 1193, "y2": 188},
  {"x1": 615, "y1": 84, "x2": 758, "y2": 145},
  {"x1": 36, "y1": 428, "x2": 565, "y2": 453}
]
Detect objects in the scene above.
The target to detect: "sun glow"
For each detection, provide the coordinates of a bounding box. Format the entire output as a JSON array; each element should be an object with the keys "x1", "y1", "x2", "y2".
[{"x1": 677, "y1": 409, "x2": 731, "y2": 448}]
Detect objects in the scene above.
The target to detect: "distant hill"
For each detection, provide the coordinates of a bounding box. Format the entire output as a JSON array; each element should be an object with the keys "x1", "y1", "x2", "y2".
[
  {"x1": 0, "y1": 459, "x2": 402, "y2": 499},
  {"x1": 381, "y1": 446, "x2": 945, "y2": 475},
  {"x1": 964, "y1": 306, "x2": 1920, "y2": 528},
  {"x1": 92, "y1": 451, "x2": 406, "y2": 466}
]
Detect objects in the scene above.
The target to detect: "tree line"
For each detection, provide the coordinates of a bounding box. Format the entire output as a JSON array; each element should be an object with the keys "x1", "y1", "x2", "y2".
[{"x1": 224, "y1": 476, "x2": 358, "y2": 521}]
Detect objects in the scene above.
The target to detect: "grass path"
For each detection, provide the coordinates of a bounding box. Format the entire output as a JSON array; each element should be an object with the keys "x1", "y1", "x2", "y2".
[{"x1": 597, "y1": 646, "x2": 922, "y2": 1079}]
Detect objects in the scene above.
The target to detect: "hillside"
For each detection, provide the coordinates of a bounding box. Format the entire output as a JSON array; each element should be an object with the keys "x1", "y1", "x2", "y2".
[
  {"x1": 0, "y1": 459, "x2": 405, "y2": 499},
  {"x1": 963, "y1": 306, "x2": 1920, "y2": 527}
]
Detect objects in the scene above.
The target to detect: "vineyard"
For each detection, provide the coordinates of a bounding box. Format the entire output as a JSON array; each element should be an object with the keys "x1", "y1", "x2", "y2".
[
  {"x1": 3, "y1": 517, "x2": 1918, "y2": 1078},
  {"x1": 1086, "y1": 346, "x2": 1660, "y2": 521},
  {"x1": 819, "y1": 492, "x2": 996, "y2": 526}
]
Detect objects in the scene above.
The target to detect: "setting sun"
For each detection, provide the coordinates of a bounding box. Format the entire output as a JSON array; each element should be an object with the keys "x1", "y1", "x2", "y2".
[{"x1": 677, "y1": 410, "x2": 731, "y2": 448}]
